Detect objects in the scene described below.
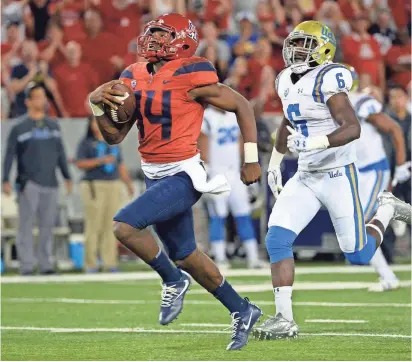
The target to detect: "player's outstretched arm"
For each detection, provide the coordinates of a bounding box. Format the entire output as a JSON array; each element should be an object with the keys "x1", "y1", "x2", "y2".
[
  {"x1": 367, "y1": 112, "x2": 410, "y2": 184},
  {"x1": 189, "y1": 83, "x2": 261, "y2": 185},
  {"x1": 89, "y1": 80, "x2": 135, "y2": 145},
  {"x1": 326, "y1": 93, "x2": 361, "y2": 147},
  {"x1": 367, "y1": 113, "x2": 406, "y2": 166}
]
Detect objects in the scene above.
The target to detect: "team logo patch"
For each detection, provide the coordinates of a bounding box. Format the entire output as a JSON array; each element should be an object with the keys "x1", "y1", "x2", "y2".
[
  {"x1": 284, "y1": 88, "x2": 289, "y2": 98},
  {"x1": 131, "y1": 80, "x2": 137, "y2": 89},
  {"x1": 187, "y1": 20, "x2": 198, "y2": 42},
  {"x1": 298, "y1": 88, "x2": 303, "y2": 94}
]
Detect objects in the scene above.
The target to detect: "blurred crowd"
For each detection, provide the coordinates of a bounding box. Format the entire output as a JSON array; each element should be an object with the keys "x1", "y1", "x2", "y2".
[{"x1": 1, "y1": 0, "x2": 411, "y2": 120}]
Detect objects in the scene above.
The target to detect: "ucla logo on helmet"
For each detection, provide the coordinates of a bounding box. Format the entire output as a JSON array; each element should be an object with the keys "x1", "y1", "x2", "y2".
[{"x1": 321, "y1": 26, "x2": 336, "y2": 46}]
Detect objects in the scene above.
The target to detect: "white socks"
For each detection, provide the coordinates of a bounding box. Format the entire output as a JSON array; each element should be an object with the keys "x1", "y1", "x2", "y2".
[
  {"x1": 370, "y1": 247, "x2": 398, "y2": 282},
  {"x1": 211, "y1": 241, "x2": 226, "y2": 263},
  {"x1": 243, "y1": 239, "x2": 259, "y2": 263},
  {"x1": 274, "y1": 286, "x2": 293, "y2": 321},
  {"x1": 371, "y1": 204, "x2": 395, "y2": 229}
]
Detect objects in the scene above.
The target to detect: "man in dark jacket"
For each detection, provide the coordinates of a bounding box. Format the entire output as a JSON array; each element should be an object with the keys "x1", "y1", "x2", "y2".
[{"x1": 2, "y1": 83, "x2": 72, "y2": 275}]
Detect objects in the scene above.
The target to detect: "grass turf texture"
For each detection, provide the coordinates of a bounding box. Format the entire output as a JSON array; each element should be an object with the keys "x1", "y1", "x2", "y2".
[{"x1": 1, "y1": 268, "x2": 411, "y2": 361}]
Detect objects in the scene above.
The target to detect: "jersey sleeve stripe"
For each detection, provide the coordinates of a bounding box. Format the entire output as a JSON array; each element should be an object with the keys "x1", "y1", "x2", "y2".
[
  {"x1": 173, "y1": 62, "x2": 216, "y2": 76},
  {"x1": 312, "y1": 64, "x2": 348, "y2": 104},
  {"x1": 120, "y1": 69, "x2": 134, "y2": 79}
]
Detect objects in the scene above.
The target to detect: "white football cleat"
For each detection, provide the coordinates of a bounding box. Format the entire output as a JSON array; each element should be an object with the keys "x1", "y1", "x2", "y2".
[
  {"x1": 377, "y1": 191, "x2": 411, "y2": 224},
  {"x1": 368, "y1": 278, "x2": 400, "y2": 292}
]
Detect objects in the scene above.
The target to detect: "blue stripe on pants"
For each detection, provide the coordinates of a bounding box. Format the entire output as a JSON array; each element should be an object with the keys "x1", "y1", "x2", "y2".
[{"x1": 344, "y1": 164, "x2": 366, "y2": 251}]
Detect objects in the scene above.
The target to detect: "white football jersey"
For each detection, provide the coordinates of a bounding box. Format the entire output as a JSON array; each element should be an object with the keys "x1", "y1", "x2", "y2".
[
  {"x1": 277, "y1": 63, "x2": 356, "y2": 171},
  {"x1": 201, "y1": 107, "x2": 241, "y2": 174},
  {"x1": 348, "y1": 92, "x2": 387, "y2": 169}
]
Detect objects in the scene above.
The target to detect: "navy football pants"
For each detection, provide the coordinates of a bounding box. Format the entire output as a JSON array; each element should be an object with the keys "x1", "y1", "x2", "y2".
[{"x1": 114, "y1": 172, "x2": 202, "y2": 261}]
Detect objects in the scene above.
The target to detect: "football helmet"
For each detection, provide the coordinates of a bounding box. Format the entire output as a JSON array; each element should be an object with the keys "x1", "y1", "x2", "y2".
[
  {"x1": 283, "y1": 21, "x2": 336, "y2": 74},
  {"x1": 137, "y1": 13, "x2": 199, "y2": 63},
  {"x1": 341, "y1": 63, "x2": 359, "y2": 92}
]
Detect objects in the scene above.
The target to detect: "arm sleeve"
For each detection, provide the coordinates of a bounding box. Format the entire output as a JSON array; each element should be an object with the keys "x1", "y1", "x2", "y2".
[
  {"x1": 314, "y1": 65, "x2": 353, "y2": 104},
  {"x1": 356, "y1": 97, "x2": 383, "y2": 120},
  {"x1": 2, "y1": 126, "x2": 17, "y2": 182}
]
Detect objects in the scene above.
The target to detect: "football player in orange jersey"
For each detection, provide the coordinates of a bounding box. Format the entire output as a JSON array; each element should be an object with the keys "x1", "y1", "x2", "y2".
[{"x1": 89, "y1": 13, "x2": 262, "y2": 350}]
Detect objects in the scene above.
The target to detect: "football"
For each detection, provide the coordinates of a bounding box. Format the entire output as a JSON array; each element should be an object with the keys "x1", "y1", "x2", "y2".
[{"x1": 104, "y1": 83, "x2": 136, "y2": 124}]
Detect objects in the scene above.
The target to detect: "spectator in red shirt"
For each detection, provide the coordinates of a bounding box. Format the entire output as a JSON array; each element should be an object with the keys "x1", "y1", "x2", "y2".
[
  {"x1": 54, "y1": 41, "x2": 99, "y2": 118},
  {"x1": 203, "y1": 0, "x2": 232, "y2": 32},
  {"x1": 342, "y1": 13, "x2": 385, "y2": 90},
  {"x1": 79, "y1": 9, "x2": 124, "y2": 84},
  {"x1": 52, "y1": 0, "x2": 87, "y2": 42},
  {"x1": 258, "y1": 16, "x2": 285, "y2": 73},
  {"x1": 38, "y1": 21, "x2": 67, "y2": 70},
  {"x1": 385, "y1": 33, "x2": 411, "y2": 89},
  {"x1": 93, "y1": 0, "x2": 141, "y2": 54}
]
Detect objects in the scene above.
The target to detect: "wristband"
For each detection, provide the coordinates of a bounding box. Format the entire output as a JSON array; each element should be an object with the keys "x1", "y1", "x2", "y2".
[
  {"x1": 244, "y1": 142, "x2": 259, "y2": 163},
  {"x1": 268, "y1": 147, "x2": 285, "y2": 170},
  {"x1": 89, "y1": 98, "x2": 104, "y2": 116}
]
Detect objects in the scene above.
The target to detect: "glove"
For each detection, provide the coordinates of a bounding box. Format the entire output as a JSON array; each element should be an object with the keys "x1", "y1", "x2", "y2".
[
  {"x1": 392, "y1": 161, "x2": 411, "y2": 186},
  {"x1": 286, "y1": 126, "x2": 329, "y2": 153},
  {"x1": 268, "y1": 167, "x2": 283, "y2": 200}
]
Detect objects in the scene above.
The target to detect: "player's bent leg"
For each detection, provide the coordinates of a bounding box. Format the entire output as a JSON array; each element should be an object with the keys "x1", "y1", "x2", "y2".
[
  {"x1": 175, "y1": 247, "x2": 262, "y2": 351},
  {"x1": 358, "y1": 168, "x2": 399, "y2": 289},
  {"x1": 113, "y1": 172, "x2": 204, "y2": 325},
  {"x1": 255, "y1": 174, "x2": 321, "y2": 341}
]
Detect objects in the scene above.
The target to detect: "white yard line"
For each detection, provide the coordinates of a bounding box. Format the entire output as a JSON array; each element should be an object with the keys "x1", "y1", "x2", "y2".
[
  {"x1": 305, "y1": 319, "x2": 368, "y2": 324},
  {"x1": 1, "y1": 265, "x2": 410, "y2": 284},
  {"x1": 180, "y1": 323, "x2": 229, "y2": 327},
  {"x1": 3, "y1": 297, "x2": 411, "y2": 308},
  {"x1": 190, "y1": 281, "x2": 411, "y2": 294},
  {"x1": 1, "y1": 326, "x2": 410, "y2": 339}
]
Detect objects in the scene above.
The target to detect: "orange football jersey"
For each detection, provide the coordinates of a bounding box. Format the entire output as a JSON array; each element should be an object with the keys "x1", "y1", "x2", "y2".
[{"x1": 119, "y1": 56, "x2": 219, "y2": 163}]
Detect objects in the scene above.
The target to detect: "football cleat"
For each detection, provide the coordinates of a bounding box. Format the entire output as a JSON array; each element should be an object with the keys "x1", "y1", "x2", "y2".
[
  {"x1": 368, "y1": 278, "x2": 400, "y2": 292},
  {"x1": 252, "y1": 313, "x2": 299, "y2": 340},
  {"x1": 377, "y1": 191, "x2": 411, "y2": 224},
  {"x1": 226, "y1": 299, "x2": 263, "y2": 351},
  {"x1": 159, "y1": 270, "x2": 191, "y2": 326}
]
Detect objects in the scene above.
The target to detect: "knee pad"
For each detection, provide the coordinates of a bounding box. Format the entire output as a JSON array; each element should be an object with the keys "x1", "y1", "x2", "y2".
[
  {"x1": 209, "y1": 217, "x2": 225, "y2": 242},
  {"x1": 234, "y1": 215, "x2": 256, "y2": 241},
  {"x1": 266, "y1": 226, "x2": 296, "y2": 264},
  {"x1": 344, "y1": 234, "x2": 377, "y2": 265}
]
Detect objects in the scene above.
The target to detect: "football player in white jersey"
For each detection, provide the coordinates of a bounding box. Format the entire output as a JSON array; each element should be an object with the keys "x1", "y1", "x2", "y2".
[
  {"x1": 346, "y1": 64, "x2": 411, "y2": 292},
  {"x1": 199, "y1": 106, "x2": 267, "y2": 269},
  {"x1": 252, "y1": 20, "x2": 412, "y2": 340}
]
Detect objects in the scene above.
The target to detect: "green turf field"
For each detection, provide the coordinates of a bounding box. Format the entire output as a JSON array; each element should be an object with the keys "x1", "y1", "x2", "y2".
[{"x1": 1, "y1": 265, "x2": 411, "y2": 361}]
